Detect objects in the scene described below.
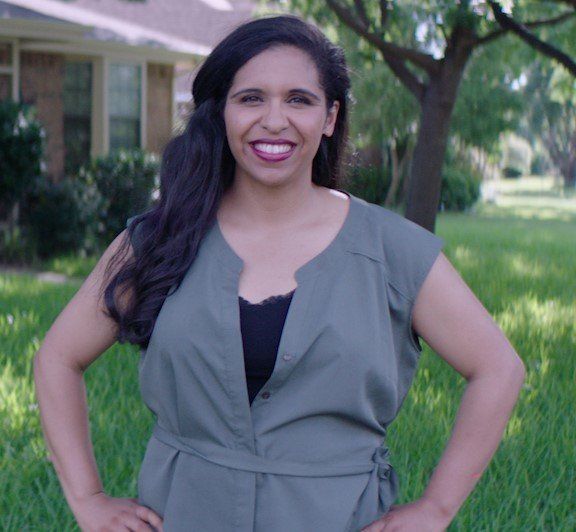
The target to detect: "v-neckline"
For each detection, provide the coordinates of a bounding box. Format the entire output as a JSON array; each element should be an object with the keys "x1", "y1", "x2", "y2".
[
  {"x1": 239, "y1": 289, "x2": 296, "y2": 307},
  {"x1": 212, "y1": 189, "x2": 361, "y2": 447},
  {"x1": 213, "y1": 188, "x2": 358, "y2": 283}
]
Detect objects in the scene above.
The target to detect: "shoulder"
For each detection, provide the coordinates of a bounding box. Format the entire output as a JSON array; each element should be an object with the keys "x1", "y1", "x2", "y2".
[
  {"x1": 360, "y1": 199, "x2": 438, "y2": 241},
  {"x1": 352, "y1": 197, "x2": 445, "y2": 302}
]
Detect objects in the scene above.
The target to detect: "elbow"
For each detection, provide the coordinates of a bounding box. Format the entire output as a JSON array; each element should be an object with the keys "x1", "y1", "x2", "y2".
[
  {"x1": 501, "y1": 352, "x2": 526, "y2": 392},
  {"x1": 508, "y1": 351, "x2": 526, "y2": 380},
  {"x1": 469, "y1": 349, "x2": 526, "y2": 387},
  {"x1": 499, "y1": 343, "x2": 526, "y2": 378}
]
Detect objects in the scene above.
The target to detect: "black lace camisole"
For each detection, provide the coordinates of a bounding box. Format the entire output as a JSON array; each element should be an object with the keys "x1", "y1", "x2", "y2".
[{"x1": 239, "y1": 289, "x2": 296, "y2": 405}]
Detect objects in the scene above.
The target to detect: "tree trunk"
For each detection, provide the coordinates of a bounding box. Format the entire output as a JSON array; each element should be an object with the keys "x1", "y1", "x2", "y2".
[
  {"x1": 400, "y1": 145, "x2": 413, "y2": 205},
  {"x1": 561, "y1": 157, "x2": 576, "y2": 189},
  {"x1": 404, "y1": 37, "x2": 473, "y2": 232},
  {"x1": 384, "y1": 139, "x2": 400, "y2": 207},
  {"x1": 562, "y1": 130, "x2": 576, "y2": 189},
  {"x1": 545, "y1": 127, "x2": 576, "y2": 190}
]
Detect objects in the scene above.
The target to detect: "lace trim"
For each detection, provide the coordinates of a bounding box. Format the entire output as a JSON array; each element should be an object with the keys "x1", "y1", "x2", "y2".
[{"x1": 239, "y1": 289, "x2": 296, "y2": 306}]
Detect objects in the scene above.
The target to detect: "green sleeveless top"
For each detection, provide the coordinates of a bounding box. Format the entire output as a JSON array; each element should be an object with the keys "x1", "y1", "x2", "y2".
[{"x1": 125, "y1": 190, "x2": 444, "y2": 531}]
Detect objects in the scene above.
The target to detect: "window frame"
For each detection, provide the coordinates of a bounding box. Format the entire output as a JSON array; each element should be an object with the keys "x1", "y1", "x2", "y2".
[
  {"x1": 0, "y1": 38, "x2": 20, "y2": 101},
  {"x1": 105, "y1": 58, "x2": 146, "y2": 153},
  {"x1": 62, "y1": 57, "x2": 94, "y2": 176}
]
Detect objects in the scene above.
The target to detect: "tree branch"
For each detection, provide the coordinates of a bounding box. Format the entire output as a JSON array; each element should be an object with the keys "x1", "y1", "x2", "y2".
[
  {"x1": 326, "y1": 0, "x2": 439, "y2": 75},
  {"x1": 475, "y1": 7, "x2": 576, "y2": 47},
  {"x1": 550, "y1": 0, "x2": 576, "y2": 8},
  {"x1": 380, "y1": 52, "x2": 426, "y2": 102},
  {"x1": 354, "y1": 0, "x2": 370, "y2": 30},
  {"x1": 486, "y1": 1, "x2": 576, "y2": 76}
]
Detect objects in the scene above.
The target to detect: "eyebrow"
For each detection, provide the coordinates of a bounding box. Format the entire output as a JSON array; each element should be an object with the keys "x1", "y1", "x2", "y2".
[{"x1": 230, "y1": 88, "x2": 321, "y2": 102}]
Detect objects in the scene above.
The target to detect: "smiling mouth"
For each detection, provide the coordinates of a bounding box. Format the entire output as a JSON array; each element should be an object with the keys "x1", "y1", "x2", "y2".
[{"x1": 249, "y1": 142, "x2": 296, "y2": 162}]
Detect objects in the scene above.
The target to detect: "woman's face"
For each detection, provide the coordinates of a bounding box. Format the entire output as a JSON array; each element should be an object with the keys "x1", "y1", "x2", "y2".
[{"x1": 223, "y1": 45, "x2": 339, "y2": 189}]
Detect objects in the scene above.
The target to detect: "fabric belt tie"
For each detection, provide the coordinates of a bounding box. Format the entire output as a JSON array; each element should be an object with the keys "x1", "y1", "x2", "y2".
[{"x1": 153, "y1": 423, "x2": 392, "y2": 479}]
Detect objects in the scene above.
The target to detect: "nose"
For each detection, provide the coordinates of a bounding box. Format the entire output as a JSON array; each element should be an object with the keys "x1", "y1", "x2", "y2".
[{"x1": 260, "y1": 100, "x2": 289, "y2": 132}]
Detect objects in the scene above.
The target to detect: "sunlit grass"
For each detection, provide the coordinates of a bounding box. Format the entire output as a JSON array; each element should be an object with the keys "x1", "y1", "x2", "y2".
[
  {"x1": 475, "y1": 175, "x2": 576, "y2": 223},
  {"x1": 393, "y1": 176, "x2": 575, "y2": 530},
  {"x1": 1, "y1": 176, "x2": 575, "y2": 529},
  {"x1": 41, "y1": 253, "x2": 98, "y2": 279}
]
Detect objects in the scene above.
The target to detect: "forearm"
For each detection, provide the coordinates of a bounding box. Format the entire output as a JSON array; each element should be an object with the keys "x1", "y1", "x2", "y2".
[
  {"x1": 420, "y1": 359, "x2": 525, "y2": 521},
  {"x1": 33, "y1": 352, "x2": 104, "y2": 511}
]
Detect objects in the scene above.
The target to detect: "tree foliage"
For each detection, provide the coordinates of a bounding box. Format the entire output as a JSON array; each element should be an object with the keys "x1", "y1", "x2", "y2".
[
  {"x1": 0, "y1": 100, "x2": 44, "y2": 223},
  {"x1": 521, "y1": 60, "x2": 576, "y2": 187},
  {"x1": 272, "y1": 0, "x2": 575, "y2": 229}
]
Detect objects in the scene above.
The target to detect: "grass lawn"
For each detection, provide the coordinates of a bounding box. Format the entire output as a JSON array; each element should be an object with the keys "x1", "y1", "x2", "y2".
[{"x1": 1, "y1": 176, "x2": 574, "y2": 530}]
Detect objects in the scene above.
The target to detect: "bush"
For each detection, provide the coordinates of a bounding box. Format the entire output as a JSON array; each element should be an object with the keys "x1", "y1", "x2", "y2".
[
  {"x1": 346, "y1": 164, "x2": 390, "y2": 206},
  {"x1": 501, "y1": 133, "x2": 532, "y2": 177},
  {"x1": 17, "y1": 174, "x2": 104, "y2": 260},
  {"x1": 0, "y1": 225, "x2": 37, "y2": 265},
  {"x1": 15, "y1": 149, "x2": 158, "y2": 261},
  {"x1": 530, "y1": 151, "x2": 552, "y2": 176},
  {"x1": 503, "y1": 166, "x2": 523, "y2": 179},
  {"x1": 77, "y1": 148, "x2": 159, "y2": 245},
  {"x1": 440, "y1": 164, "x2": 482, "y2": 212},
  {"x1": 0, "y1": 100, "x2": 44, "y2": 221}
]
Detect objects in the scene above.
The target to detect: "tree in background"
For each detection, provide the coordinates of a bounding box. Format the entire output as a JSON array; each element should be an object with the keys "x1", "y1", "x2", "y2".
[
  {"x1": 489, "y1": 1, "x2": 576, "y2": 77},
  {"x1": 331, "y1": 17, "x2": 524, "y2": 207},
  {"x1": 450, "y1": 32, "x2": 525, "y2": 177},
  {"x1": 339, "y1": 25, "x2": 420, "y2": 207},
  {"x1": 281, "y1": 0, "x2": 575, "y2": 231},
  {"x1": 521, "y1": 61, "x2": 575, "y2": 188}
]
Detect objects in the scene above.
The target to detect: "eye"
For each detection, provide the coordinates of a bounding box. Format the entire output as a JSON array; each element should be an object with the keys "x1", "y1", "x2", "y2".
[
  {"x1": 240, "y1": 95, "x2": 262, "y2": 103},
  {"x1": 289, "y1": 95, "x2": 311, "y2": 104}
]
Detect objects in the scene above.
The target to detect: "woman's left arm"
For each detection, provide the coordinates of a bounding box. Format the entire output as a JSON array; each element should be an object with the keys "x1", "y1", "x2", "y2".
[{"x1": 363, "y1": 252, "x2": 526, "y2": 531}]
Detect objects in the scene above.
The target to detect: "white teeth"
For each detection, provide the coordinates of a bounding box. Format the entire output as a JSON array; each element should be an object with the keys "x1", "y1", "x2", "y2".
[{"x1": 253, "y1": 143, "x2": 293, "y2": 154}]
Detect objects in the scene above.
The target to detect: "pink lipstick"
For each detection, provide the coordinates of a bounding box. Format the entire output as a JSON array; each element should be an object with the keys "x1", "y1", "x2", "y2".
[{"x1": 249, "y1": 142, "x2": 296, "y2": 162}]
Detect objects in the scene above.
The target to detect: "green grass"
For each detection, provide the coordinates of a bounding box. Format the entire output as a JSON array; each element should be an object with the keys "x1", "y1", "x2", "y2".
[
  {"x1": 40, "y1": 253, "x2": 99, "y2": 280},
  {"x1": 1, "y1": 176, "x2": 575, "y2": 530}
]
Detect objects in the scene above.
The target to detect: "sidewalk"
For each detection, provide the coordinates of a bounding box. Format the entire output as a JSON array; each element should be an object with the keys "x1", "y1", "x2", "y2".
[{"x1": 0, "y1": 265, "x2": 82, "y2": 284}]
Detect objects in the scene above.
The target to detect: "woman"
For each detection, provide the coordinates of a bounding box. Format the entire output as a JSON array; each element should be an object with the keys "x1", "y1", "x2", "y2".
[{"x1": 33, "y1": 14, "x2": 525, "y2": 532}]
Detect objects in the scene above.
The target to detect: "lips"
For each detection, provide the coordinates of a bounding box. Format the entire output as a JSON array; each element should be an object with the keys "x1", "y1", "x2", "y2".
[
  {"x1": 249, "y1": 141, "x2": 297, "y2": 162},
  {"x1": 251, "y1": 139, "x2": 296, "y2": 146}
]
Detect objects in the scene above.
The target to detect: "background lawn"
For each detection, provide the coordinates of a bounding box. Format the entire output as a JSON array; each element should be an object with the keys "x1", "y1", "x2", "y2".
[{"x1": 1, "y1": 176, "x2": 574, "y2": 530}]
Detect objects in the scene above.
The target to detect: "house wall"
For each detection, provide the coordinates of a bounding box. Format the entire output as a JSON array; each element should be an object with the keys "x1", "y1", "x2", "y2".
[
  {"x1": 20, "y1": 52, "x2": 65, "y2": 182},
  {"x1": 0, "y1": 74, "x2": 11, "y2": 100},
  {"x1": 15, "y1": 55, "x2": 176, "y2": 179},
  {"x1": 146, "y1": 62, "x2": 174, "y2": 155}
]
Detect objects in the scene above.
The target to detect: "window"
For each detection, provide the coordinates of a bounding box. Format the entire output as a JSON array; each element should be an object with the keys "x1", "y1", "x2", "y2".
[
  {"x1": 108, "y1": 63, "x2": 141, "y2": 152},
  {"x1": 0, "y1": 42, "x2": 14, "y2": 101},
  {"x1": 63, "y1": 61, "x2": 93, "y2": 175}
]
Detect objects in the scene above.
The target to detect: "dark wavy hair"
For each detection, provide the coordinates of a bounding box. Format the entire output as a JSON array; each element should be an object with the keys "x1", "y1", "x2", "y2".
[{"x1": 101, "y1": 14, "x2": 353, "y2": 350}]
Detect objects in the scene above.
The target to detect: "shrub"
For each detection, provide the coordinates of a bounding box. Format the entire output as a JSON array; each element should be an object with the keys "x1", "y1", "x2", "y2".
[
  {"x1": 0, "y1": 100, "x2": 44, "y2": 221},
  {"x1": 503, "y1": 166, "x2": 523, "y2": 179},
  {"x1": 346, "y1": 164, "x2": 390, "y2": 206},
  {"x1": 77, "y1": 148, "x2": 159, "y2": 245},
  {"x1": 0, "y1": 225, "x2": 37, "y2": 265},
  {"x1": 18, "y1": 174, "x2": 105, "y2": 260},
  {"x1": 440, "y1": 164, "x2": 482, "y2": 212},
  {"x1": 530, "y1": 151, "x2": 552, "y2": 176},
  {"x1": 501, "y1": 133, "x2": 532, "y2": 177},
  {"x1": 17, "y1": 149, "x2": 158, "y2": 261}
]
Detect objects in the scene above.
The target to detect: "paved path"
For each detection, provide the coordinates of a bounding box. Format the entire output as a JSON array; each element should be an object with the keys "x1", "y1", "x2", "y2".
[{"x1": 0, "y1": 265, "x2": 83, "y2": 284}]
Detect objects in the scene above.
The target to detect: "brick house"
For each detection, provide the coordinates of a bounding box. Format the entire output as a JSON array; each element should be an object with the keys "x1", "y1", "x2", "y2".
[{"x1": 0, "y1": 0, "x2": 255, "y2": 181}]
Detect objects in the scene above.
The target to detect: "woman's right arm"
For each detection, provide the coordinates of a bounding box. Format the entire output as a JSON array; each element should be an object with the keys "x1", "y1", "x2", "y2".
[{"x1": 33, "y1": 230, "x2": 163, "y2": 531}]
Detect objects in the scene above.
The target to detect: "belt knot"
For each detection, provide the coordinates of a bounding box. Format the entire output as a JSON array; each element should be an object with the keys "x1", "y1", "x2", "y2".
[{"x1": 372, "y1": 445, "x2": 392, "y2": 480}]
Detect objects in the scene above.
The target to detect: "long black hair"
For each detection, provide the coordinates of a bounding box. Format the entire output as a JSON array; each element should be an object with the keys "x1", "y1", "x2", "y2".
[{"x1": 102, "y1": 14, "x2": 353, "y2": 350}]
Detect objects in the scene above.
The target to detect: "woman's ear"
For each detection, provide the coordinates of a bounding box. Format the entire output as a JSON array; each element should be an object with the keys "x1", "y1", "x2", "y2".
[{"x1": 322, "y1": 100, "x2": 340, "y2": 137}]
